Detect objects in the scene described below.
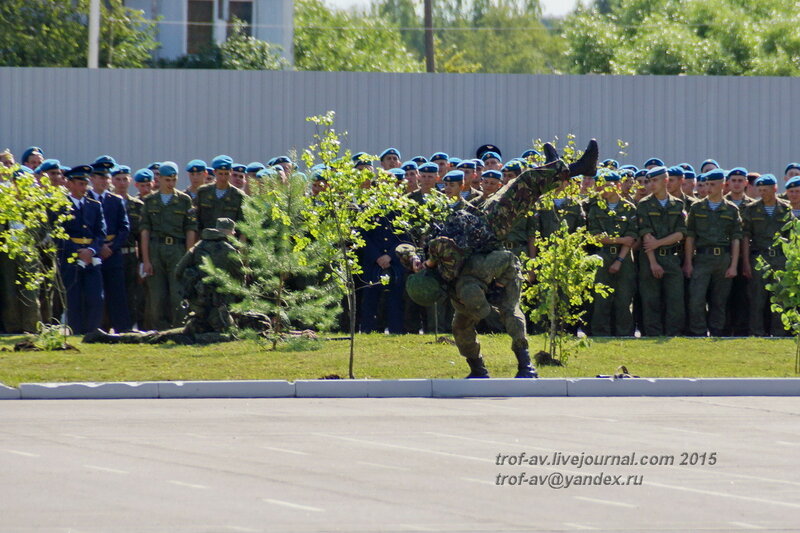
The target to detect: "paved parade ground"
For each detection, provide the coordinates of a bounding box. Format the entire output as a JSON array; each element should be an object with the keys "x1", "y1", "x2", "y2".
[{"x1": 2, "y1": 397, "x2": 800, "y2": 532}]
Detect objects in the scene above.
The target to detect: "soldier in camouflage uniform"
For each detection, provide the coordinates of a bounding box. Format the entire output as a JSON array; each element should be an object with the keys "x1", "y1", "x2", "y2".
[
  {"x1": 111, "y1": 166, "x2": 146, "y2": 329},
  {"x1": 195, "y1": 155, "x2": 246, "y2": 232}
]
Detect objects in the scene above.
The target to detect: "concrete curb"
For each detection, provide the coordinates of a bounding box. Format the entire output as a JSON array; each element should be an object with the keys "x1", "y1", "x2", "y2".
[{"x1": 3, "y1": 378, "x2": 799, "y2": 400}]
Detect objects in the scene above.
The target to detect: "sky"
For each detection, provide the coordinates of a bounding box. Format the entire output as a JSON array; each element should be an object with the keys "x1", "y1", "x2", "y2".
[{"x1": 324, "y1": 0, "x2": 581, "y2": 18}]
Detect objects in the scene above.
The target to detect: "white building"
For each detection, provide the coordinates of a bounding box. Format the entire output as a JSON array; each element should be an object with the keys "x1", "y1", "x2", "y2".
[{"x1": 124, "y1": 0, "x2": 294, "y2": 64}]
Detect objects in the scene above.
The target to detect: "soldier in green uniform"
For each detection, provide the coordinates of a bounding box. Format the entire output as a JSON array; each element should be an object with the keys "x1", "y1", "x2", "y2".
[
  {"x1": 112, "y1": 166, "x2": 146, "y2": 329},
  {"x1": 683, "y1": 169, "x2": 743, "y2": 337},
  {"x1": 666, "y1": 166, "x2": 696, "y2": 208},
  {"x1": 139, "y1": 162, "x2": 198, "y2": 330},
  {"x1": 636, "y1": 166, "x2": 687, "y2": 337},
  {"x1": 195, "y1": 155, "x2": 246, "y2": 233},
  {"x1": 722, "y1": 167, "x2": 754, "y2": 336},
  {"x1": 183, "y1": 159, "x2": 207, "y2": 206},
  {"x1": 586, "y1": 171, "x2": 638, "y2": 336},
  {"x1": 742, "y1": 175, "x2": 792, "y2": 336}
]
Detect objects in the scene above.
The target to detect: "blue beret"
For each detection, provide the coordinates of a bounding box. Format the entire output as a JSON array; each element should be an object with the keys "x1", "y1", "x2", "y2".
[
  {"x1": 502, "y1": 161, "x2": 524, "y2": 173},
  {"x1": 619, "y1": 169, "x2": 635, "y2": 178},
  {"x1": 186, "y1": 159, "x2": 207, "y2": 173},
  {"x1": 705, "y1": 169, "x2": 726, "y2": 182},
  {"x1": 644, "y1": 158, "x2": 664, "y2": 168},
  {"x1": 147, "y1": 162, "x2": 161, "y2": 171},
  {"x1": 388, "y1": 168, "x2": 406, "y2": 180},
  {"x1": 65, "y1": 165, "x2": 92, "y2": 180},
  {"x1": 684, "y1": 171, "x2": 696, "y2": 180},
  {"x1": 36, "y1": 159, "x2": 61, "y2": 173},
  {"x1": 430, "y1": 152, "x2": 449, "y2": 162},
  {"x1": 785, "y1": 163, "x2": 800, "y2": 175},
  {"x1": 351, "y1": 152, "x2": 371, "y2": 164},
  {"x1": 159, "y1": 161, "x2": 179, "y2": 177},
  {"x1": 667, "y1": 166, "x2": 684, "y2": 177},
  {"x1": 256, "y1": 168, "x2": 275, "y2": 179},
  {"x1": 679, "y1": 163, "x2": 695, "y2": 173},
  {"x1": 645, "y1": 166, "x2": 668, "y2": 179},
  {"x1": 13, "y1": 166, "x2": 33, "y2": 178},
  {"x1": 379, "y1": 148, "x2": 400, "y2": 160},
  {"x1": 474, "y1": 158, "x2": 485, "y2": 168},
  {"x1": 266, "y1": 157, "x2": 277, "y2": 166},
  {"x1": 521, "y1": 149, "x2": 541, "y2": 159},
  {"x1": 727, "y1": 167, "x2": 747, "y2": 179},
  {"x1": 21, "y1": 146, "x2": 43, "y2": 163},
  {"x1": 696, "y1": 173, "x2": 708, "y2": 183},
  {"x1": 635, "y1": 169, "x2": 648, "y2": 178},
  {"x1": 602, "y1": 159, "x2": 619, "y2": 169},
  {"x1": 401, "y1": 161, "x2": 418, "y2": 171},
  {"x1": 449, "y1": 157, "x2": 462, "y2": 167},
  {"x1": 273, "y1": 156, "x2": 292, "y2": 166},
  {"x1": 481, "y1": 169, "x2": 502, "y2": 180},
  {"x1": 785, "y1": 176, "x2": 800, "y2": 189},
  {"x1": 111, "y1": 165, "x2": 131, "y2": 176},
  {"x1": 701, "y1": 159, "x2": 720, "y2": 170},
  {"x1": 246, "y1": 162, "x2": 265, "y2": 174},
  {"x1": 207, "y1": 167, "x2": 215, "y2": 176},
  {"x1": 595, "y1": 170, "x2": 621, "y2": 182},
  {"x1": 755, "y1": 174, "x2": 777, "y2": 186},
  {"x1": 411, "y1": 156, "x2": 428, "y2": 165},
  {"x1": 456, "y1": 160, "x2": 476, "y2": 170},
  {"x1": 133, "y1": 169, "x2": 154, "y2": 183},
  {"x1": 620, "y1": 164, "x2": 639, "y2": 172},
  {"x1": 91, "y1": 155, "x2": 116, "y2": 174},
  {"x1": 442, "y1": 170, "x2": 464, "y2": 182},
  {"x1": 232, "y1": 163, "x2": 247, "y2": 173},
  {"x1": 481, "y1": 151, "x2": 502, "y2": 162},
  {"x1": 211, "y1": 155, "x2": 233, "y2": 170},
  {"x1": 418, "y1": 162, "x2": 439, "y2": 173}
]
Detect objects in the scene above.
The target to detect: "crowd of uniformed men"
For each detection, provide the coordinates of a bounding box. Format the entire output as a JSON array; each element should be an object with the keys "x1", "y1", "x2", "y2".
[{"x1": 1, "y1": 143, "x2": 799, "y2": 339}]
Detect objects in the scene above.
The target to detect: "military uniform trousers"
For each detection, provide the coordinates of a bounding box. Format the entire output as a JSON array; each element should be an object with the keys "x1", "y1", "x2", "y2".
[
  {"x1": 638, "y1": 250, "x2": 684, "y2": 336},
  {"x1": 359, "y1": 266, "x2": 405, "y2": 334},
  {"x1": 122, "y1": 249, "x2": 146, "y2": 329},
  {"x1": 100, "y1": 251, "x2": 132, "y2": 332},
  {"x1": 60, "y1": 259, "x2": 104, "y2": 335},
  {"x1": 748, "y1": 252, "x2": 787, "y2": 337},
  {"x1": 0, "y1": 252, "x2": 42, "y2": 333},
  {"x1": 591, "y1": 249, "x2": 636, "y2": 336},
  {"x1": 688, "y1": 251, "x2": 733, "y2": 336},
  {"x1": 147, "y1": 239, "x2": 188, "y2": 331}
]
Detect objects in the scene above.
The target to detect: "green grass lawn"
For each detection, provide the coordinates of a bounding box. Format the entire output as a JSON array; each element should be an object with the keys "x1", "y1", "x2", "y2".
[{"x1": 0, "y1": 333, "x2": 798, "y2": 387}]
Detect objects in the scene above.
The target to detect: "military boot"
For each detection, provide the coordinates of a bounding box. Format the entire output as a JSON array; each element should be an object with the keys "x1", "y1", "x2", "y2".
[
  {"x1": 514, "y1": 349, "x2": 539, "y2": 378},
  {"x1": 465, "y1": 356, "x2": 490, "y2": 379},
  {"x1": 568, "y1": 139, "x2": 599, "y2": 177}
]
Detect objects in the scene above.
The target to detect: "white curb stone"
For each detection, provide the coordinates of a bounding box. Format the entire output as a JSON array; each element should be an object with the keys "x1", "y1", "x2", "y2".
[
  {"x1": 431, "y1": 378, "x2": 567, "y2": 398},
  {"x1": 19, "y1": 382, "x2": 159, "y2": 400},
  {"x1": 567, "y1": 378, "x2": 702, "y2": 397},
  {"x1": 699, "y1": 378, "x2": 800, "y2": 396},
  {"x1": 0, "y1": 383, "x2": 20, "y2": 399},
  {"x1": 366, "y1": 379, "x2": 432, "y2": 398},
  {"x1": 295, "y1": 379, "x2": 369, "y2": 398},
  {"x1": 157, "y1": 380, "x2": 295, "y2": 399}
]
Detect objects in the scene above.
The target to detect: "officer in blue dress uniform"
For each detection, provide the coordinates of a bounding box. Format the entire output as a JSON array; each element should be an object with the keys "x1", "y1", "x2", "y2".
[
  {"x1": 57, "y1": 165, "x2": 107, "y2": 334},
  {"x1": 90, "y1": 155, "x2": 132, "y2": 332}
]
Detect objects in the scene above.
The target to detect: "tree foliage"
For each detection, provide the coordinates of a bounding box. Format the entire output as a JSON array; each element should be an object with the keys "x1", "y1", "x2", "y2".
[{"x1": 0, "y1": 0, "x2": 157, "y2": 68}]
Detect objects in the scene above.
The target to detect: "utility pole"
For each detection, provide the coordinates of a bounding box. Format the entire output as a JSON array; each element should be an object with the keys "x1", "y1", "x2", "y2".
[
  {"x1": 88, "y1": 0, "x2": 100, "y2": 68},
  {"x1": 424, "y1": 0, "x2": 435, "y2": 73}
]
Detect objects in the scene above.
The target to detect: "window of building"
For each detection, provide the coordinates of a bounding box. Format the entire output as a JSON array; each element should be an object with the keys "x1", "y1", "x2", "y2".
[
  {"x1": 228, "y1": 1, "x2": 253, "y2": 37},
  {"x1": 187, "y1": 0, "x2": 214, "y2": 54}
]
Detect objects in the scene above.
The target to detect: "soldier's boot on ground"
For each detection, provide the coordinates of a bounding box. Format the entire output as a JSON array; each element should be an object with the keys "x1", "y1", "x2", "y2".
[
  {"x1": 543, "y1": 143, "x2": 559, "y2": 164},
  {"x1": 568, "y1": 139, "x2": 599, "y2": 177},
  {"x1": 82, "y1": 328, "x2": 115, "y2": 344},
  {"x1": 465, "y1": 356, "x2": 490, "y2": 379},
  {"x1": 514, "y1": 349, "x2": 539, "y2": 378}
]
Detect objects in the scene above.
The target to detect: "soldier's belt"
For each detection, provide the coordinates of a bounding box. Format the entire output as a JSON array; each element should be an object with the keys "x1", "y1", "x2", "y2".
[
  {"x1": 603, "y1": 245, "x2": 620, "y2": 255},
  {"x1": 151, "y1": 235, "x2": 185, "y2": 245},
  {"x1": 695, "y1": 246, "x2": 729, "y2": 256},
  {"x1": 120, "y1": 246, "x2": 137, "y2": 255},
  {"x1": 655, "y1": 246, "x2": 679, "y2": 256},
  {"x1": 104, "y1": 234, "x2": 116, "y2": 242},
  {"x1": 751, "y1": 248, "x2": 783, "y2": 257},
  {"x1": 70, "y1": 237, "x2": 93, "y2": 245}
]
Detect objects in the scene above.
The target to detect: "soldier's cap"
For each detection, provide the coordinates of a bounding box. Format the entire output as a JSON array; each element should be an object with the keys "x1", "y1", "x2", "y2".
[
  {"x1": 476, "y1": 144, "x2": 501, "y2": 160},
  {"x1": 352, "y1": 152, "x2": 372, "y2": 164},
  {"x1": 746, "y1": 172, "x2": 760, "y2": 184},
  {"x1": 186, "y1": 159, "x2": 207, "y2": 173},
  {"x1": 755, "y1": 174, "x2": 777, "y2": 186},
  {"x1": 704, "y1": 169, "x2": 726, "y2": 182},
  {"x1": 645, "y1": 166, "x2": 668, "y2": 180},
  {"x1": 696, "y1": 172, "x2": 708, "y2": 183},
  {"x1": 159, "y1": 161, "x2": 179, "y2": 177},
  {"x1": 667, "y1": 166, "x2": 684, "y2": 177},
  {"x1": 246, "y1": 162, "x2": 265, "y2": 174},
  {"x1": 216, "y1": 218, "x2": 236, "y2": 232},
  {"x1": 521, "y1": 149, "x2": 541, "y2": 159},
  {"x1": 501, "y1": 160, "x2": 524, "y2": 174},
  {"x1": 619, "y1": 168, "x2": 635, "y2": 179},
  {"x1": 111, "y1": 165, "x2": 131, "y2": 176},
  {"x1": 273, "y1": 156, "x2": 292, "y2": 166},
  {"x1": 91, "y1": 155, "x2": 116, "y2": 174},
  {"x1": 418, "y1": 162, "x2": 439, "y2": 174},
  {"x1": 643, "y1": 157, "x2": 664, "y2": 168},
  {"x1": 207, "y1": 167, "x2": 215, "y2": 176},
  {"x1": 379, "y1": 148, "x2": 400, "y2": 161},
  {"x1": 430, "y1": 152, "x2": 449, "y2": 162},
  {"x1": 388, "y1": 168, "x2": 406, "y2": 180},
  {"x1": 481, "y1": 151, "x2": 502, "y2": 163},
  {"x1": 684, "y1": 171, "x2": 696, "y2": 180},
  {"x1": 401, "y1": 161, "x2": 418, "y2": 171},
  {"x1": 13, "y1": 167, "x2": 33, "y2": 179},
  {"x1": 620, "y1": 164, "x2": 639, "y2": 172},
  {"x1": 211, "y1": 155, "x2": 233, "y2": 170},
  {"x1": 594, "y1": 170, "x2": 621, "y2": 182},
  {"x1": 310, "y1": 168, "x2": 326, "y2": 181},
  {"x1": 784, "y1": 176, "x2": 800, "y2": 189},
  {"x1": 411, "y1": 155, "x2": 428, "y2": 165},
  {"x1": 784, "y1": 162, "x2": 800, "y2": 175},
  {"x1": 266, "y1": 157, "x2": 277, "y2": 166},
  {"x1": 449, "y1": 157, "x2": 462, "y2": 167},
  {"x1": 456, "y1": 160, "x2": 476, "y2": 170},
  {"x1": 726, "y1": 167, "x2": 748, "y2": 179},
  {"x1": 21, "y1": 146, "x2": 43, "y2": 163},
  {"x1": 147, "y1": 162, "x2": 161, "y2": 171},
  {"x1": 442, "y1": 170, "x2": 464, "y2": 182},
  {"x1": 405, "y1": 270, "x2": 447, "y2": 307},
  {"x1": 602, "y1": 158, "x2": 619, "y2": 169},
  {"x1": 232, "y1": 163, "x2": 247, "y2": 173},
  {"x1": 65, "y1": 165, "x2": 93, "y2": 181},
  {"x1": 700, "y1": 158, "x2": 720, "y2": 170},
  {"x1": 679, "y1": 162, "x2": 695, "y2": 173},
  {"x1": 481, "y1": 169, "x2": 502, "y2": 181},
  {"x1": 36, "y1": 159, "x2": 61, "y2": 173},
  {"x1": 256, "y1": 167, "x2": 277, "y2": 179},
  {"x1": 635, "y1": 169, "x2": 648, "y2": 179},
  {"x1": 474, "y1": 158, "x2": 485, "y2": 169},
  {"x1": 59, "y1": 164, "x2": 71, "y2": 172},
  {"x1": 133, "y1": 168, "x2": 154, "y2": 183}
]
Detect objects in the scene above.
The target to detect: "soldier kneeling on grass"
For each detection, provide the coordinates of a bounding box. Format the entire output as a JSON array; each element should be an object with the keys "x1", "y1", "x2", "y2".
[{"x1": 83, "y1": 218, "x2": 263, "y2": 345}]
